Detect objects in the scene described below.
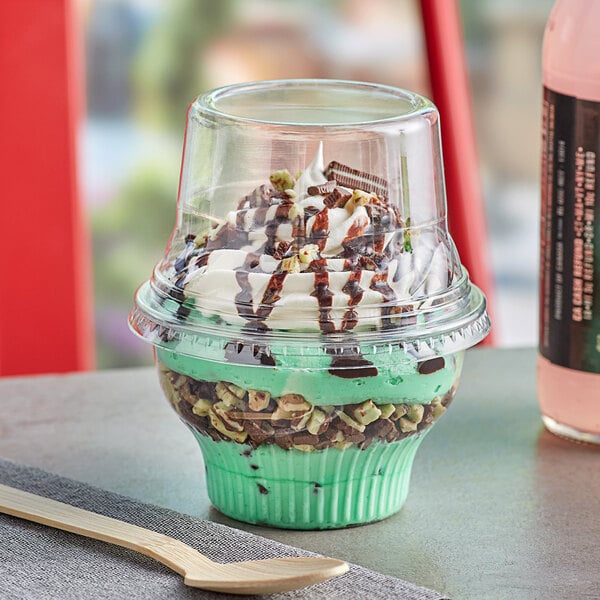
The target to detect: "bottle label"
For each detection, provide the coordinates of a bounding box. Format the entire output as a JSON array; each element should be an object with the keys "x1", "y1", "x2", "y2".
[{"x1": 540, "y1": 87, "x2": 600, "y2": 374}]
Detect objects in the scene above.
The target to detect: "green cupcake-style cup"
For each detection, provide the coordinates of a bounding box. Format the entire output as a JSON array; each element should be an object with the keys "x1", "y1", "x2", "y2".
[{"x1": 130, "y1": 80, "x2": 490, "y2": 529}]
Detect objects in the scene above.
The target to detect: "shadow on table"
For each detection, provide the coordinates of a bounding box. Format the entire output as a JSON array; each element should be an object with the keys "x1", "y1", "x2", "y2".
[{"x1": 532, "y1": 429, "x2": 600, "y2": 596}]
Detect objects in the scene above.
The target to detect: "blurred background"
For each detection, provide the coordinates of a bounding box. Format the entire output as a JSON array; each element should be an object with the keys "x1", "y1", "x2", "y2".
[{"x1": 82, "y1": 0, "x2": 552, "y2": 368}]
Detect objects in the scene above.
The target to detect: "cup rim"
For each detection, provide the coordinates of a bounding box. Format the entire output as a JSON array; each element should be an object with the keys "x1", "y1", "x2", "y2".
[
  {"x1": 129, "y1": 266, "x2": 491, "y2": 365},
  {"x1": 192, "y1": 78, "x2": 435, "y2": 128}
]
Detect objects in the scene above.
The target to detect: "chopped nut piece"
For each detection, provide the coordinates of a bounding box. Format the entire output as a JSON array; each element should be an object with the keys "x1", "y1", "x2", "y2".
[
  {"x1": 352, "y1": 400, "x2": 382, "y2": 426},
  {"x1": 406, "y1": 404, "x2": 425, "y2": 423},
  {"x1": 215, "y1": 382, "x2": 245, "y2": 407},
  {"x1": 298, "y1": 244, "x2": 320, "y2": 264},
  {"x1": 292, "y1": 444, "x2": 315, "y2": 452},
  {"x1": 306, "y1": 409, "x2": 328, "y2": 435},
  {"x1": 212, "y1": 402, "x2": 244, "y2": 432},
  {"x1": 346, "y1": 189, "x2": 375, "y2": 212},
  {"x1": 291, "y1": 409, "x2": 313, "y2": 432},
  {"x1": 194, "y1": 233, "x2": 208, "y2": 248},
  {"x1": 287, "y1": 202, "x2": 304, "y2": 221},
  {"x1": 170, "y1": 372, "x2": 188, "y2": 389},
  {"x1": 333, "y1": 431, "x2": 345, "y2": 443},
  {"x1": 390, "y1": 404, "x2": 408, "y2": 420},
  {"x1": 209, "y1": 412, "x2": 248, "y2": 442},
  {"x1": 230, "y1": 383, "x2": 246, "y2": 398},
  {"x1": 192, "y1": 398, "x2": 212, "y2": 417},
  {"x1": 177, "y1": 383, "x2": 197, "y2": 406},
  {"x1": 248, "y1": 389, "x2": 271, "y2": 411},
  {"x1": 208, "y1": 221, "x2": 226, "y2": 241},
  {"x1": 271, "y1": 406, "x2": 293, "y2": 421},
  {"x1": 334, "y1": 441, "x2": 354, "y2": 450},
  {"x1": 336, "y1": 410, "x2": 366, "y2": 432},
  {"x1": 277, "y1": 393, "x2": 312, "y2": 414},
  {"x1": 379, "y1": 404, "x2": 395, "y2": 419},
  {"x1": 280, "y1": 255, "x2": 301, "y2": 273},
  {"x1": 269, "y1": 169, "x2": 296, "y2": 191},
  {"x1": 398, "y1": 417, "x2": 418, "y2": 433},
  {"x1": 432, "y1": 401, "x2": 447, "y2": 420}
]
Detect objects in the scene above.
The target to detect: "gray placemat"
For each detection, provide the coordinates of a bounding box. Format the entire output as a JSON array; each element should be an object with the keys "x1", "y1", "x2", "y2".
[{"x1": 0, "y1": 459, "x2": 448, "y2": 599}]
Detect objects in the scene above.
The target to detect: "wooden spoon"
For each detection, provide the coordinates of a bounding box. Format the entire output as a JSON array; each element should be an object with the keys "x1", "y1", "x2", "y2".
[{"x1": 0, "y1": 483, "x2": 348, "y2": 595}]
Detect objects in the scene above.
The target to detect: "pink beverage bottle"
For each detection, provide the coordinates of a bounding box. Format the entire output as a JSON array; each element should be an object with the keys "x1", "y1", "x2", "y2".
[{"x1": 539, "y1": 0, "x2": 600, "y2": 443}]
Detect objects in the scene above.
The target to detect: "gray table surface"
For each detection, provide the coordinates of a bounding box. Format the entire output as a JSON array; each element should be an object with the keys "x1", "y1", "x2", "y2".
[{"x1": 1, "y1": 347, "x2": 599, "y2": 600}]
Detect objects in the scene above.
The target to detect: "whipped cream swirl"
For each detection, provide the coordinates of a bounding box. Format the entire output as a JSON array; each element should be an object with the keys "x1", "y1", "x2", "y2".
[{"x1": 178, "y1": 145, "x2": 455, "y2": 333}]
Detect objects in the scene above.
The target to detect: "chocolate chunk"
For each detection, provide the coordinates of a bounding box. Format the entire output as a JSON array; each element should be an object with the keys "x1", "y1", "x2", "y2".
[
  {"x1": 272, "y1": 240, "x2": 291, "y2": 259},
  {"x1": 257, "y1": 484, "x2": 269, "y2": 495},
  {"x1": 243, "y1": 420, "x2": 275, "y2": 444},
  {"x1": 224, "y1": 341, "x2": 276, "y2": 367},
  {"x1": 420, "y1": 404, "x2": 435, "y2": 427},
  {"x1": 303, "y1": 206, "x2": 321, "y2": 219},
  {"x1": 292, "y1": 432, "x2": 320, "y2": 446},
  {"x1": 323, "y1": 188, "x2": 350, "y2": 209},
  {"x1": 329, "y1": 355, "x2": 378, "y2": 379},
  {"x1": 357, "y1": 256, "x2": 378, "y2": 271},
  {"x1": 365, "y1": 419, "x2": 395, "y2": 439},
  {"x1": 273, "y1": 432, "x2": 294, "y2": 450},
  {"x1": 342, "y1": 430, "x2": 365, "y2": 444},
  {"x1": 359, "y1": 437, "x2": 374, "y2": 450},
  {"x1": 418, "y1": 357, "x2": 445, "y2": 375},
  {"x1": 308, "y1": 180, "x2": 337, "y2": 196},
  {"x1": 385, "y1": 428, "x2": 401, "y2": 442}
]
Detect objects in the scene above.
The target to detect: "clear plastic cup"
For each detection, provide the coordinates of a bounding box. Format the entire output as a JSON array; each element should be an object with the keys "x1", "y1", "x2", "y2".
[{"x1": 129, "y1": 79, "x2": 490, "y2": 529}]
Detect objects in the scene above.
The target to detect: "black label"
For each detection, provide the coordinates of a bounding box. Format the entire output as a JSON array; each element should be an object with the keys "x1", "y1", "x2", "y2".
[{"x1": 540, "y1": 87, "x2": 600, "y2": 374}]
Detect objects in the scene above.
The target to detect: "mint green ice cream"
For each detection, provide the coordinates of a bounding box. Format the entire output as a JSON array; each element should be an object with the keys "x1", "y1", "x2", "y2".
[{"x1": 157, "y1": 346, "x2": 461, "y2": 406}]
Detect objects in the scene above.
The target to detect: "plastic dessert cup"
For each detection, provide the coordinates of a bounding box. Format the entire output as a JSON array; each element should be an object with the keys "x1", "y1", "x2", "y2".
[{"x1": 130, "y1": 79, "x2": 490, "y2": 529}]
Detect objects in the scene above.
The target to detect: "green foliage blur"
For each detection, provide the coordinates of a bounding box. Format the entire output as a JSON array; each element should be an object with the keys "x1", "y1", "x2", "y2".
[{"x1": 91, "y1": 0, "x2": 232, "y2": 368}]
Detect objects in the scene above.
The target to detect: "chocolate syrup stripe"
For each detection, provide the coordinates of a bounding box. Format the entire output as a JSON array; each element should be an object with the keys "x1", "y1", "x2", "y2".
[
  {"x1": 340, "y1": 270, "x2": 363, "y2": 331},
  {"x1": 310, "y1": 265, "x2": 335, "y2": 335},
  {"x1": 237, "y1": 183, "x2": 276, "y2": 211},
  {"x1": 365, "y1": 204, "x2": 392, "y2": 254},
  {"x1": 308, "y1": 207, "x2": 329, "y2": 251},
  {"x1": 306, "y1": 261, "x2": 377, "y2": 378},
  {"x1": 264, "y1": 202, "x2": 296, "y2": 256}
]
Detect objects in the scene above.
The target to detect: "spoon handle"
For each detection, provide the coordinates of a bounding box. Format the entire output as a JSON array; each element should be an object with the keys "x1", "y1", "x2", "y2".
[{"x1": 0, "y1": 483, "x2": 212, "y2": 574}]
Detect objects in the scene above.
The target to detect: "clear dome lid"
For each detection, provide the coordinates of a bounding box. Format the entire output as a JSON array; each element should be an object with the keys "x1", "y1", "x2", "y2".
[{"x1": 130, "y1": 79, "x2": 490, "y2": 366}]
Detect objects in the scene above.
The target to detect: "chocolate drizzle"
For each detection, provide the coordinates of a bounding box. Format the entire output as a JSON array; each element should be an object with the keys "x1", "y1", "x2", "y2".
[
  {"x1": 341, "y1": 270, "x2": 363, "y2": 331},
  {"x1": 308, "y1": 261, "x2": 377, "y2": 377},
  {"x1": 370, "y1": 268, "x2": 397, "y2": 331},
  {"x1": 308, "y1": 208, "x2": 329, "y2": 251},
  {"x1": 418, "y1": 357, "x2": 445, "y2": 374},
  {"x1": 328, "y1": 353, "x2": 378, "y2": 379},
  {"x1": 173, "y1": 161, "x2": 443, "y2": 377},
  {"x1": 311, "y1": 266, "x2": 335, "y2": 334}
]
